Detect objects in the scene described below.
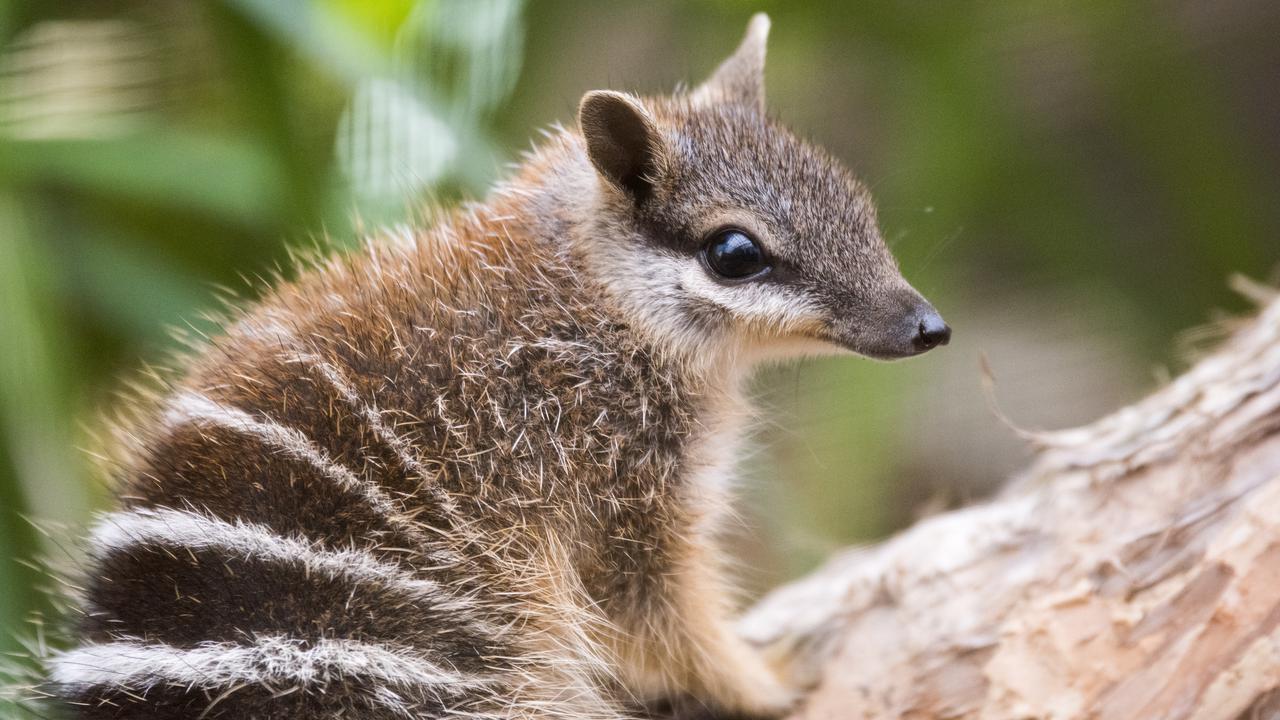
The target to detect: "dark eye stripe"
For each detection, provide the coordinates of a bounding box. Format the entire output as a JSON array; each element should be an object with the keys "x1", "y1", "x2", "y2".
[{"x1": 702, "y1": 229, "x2": 770, "y2": 281}]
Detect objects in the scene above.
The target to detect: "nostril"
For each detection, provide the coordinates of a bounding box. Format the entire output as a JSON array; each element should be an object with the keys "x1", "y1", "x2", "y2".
[{"x1": 913, "y1": 314, "x2": 952, "y2": 352}]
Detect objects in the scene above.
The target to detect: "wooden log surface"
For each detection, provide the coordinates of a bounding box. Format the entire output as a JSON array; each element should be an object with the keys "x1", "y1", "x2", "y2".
[{"x1": 741, "y1": 288, "x2": 1280, "y2": 720}]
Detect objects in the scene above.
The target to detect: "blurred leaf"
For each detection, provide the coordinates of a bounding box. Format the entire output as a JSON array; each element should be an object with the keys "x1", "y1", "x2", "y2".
[
  {"x1": 337, "y1": 76, "x2": 459, "y2": 198},
  {"x1": 324, "y1": 0, "x2": 419, "y2": 46},
  {"x1": 222, "y1": 0, "x2": 395, "y2": 84},
  {"x1": 69, "y1": 231, "x2": 217, "y2": 343},
  {"x1": 336, "y1": 0, "x2": 523, "y2": 215},
  {"x1": 0, "y1": 130, "x2": 288, "y2": 225},
  {"x1": 399, "y1": 0, "x2": 524, "y2": 120},
  {"x1": 0, "y1": 191, "x2": 91, "y2": 668},
  {"x1": 0, "y1": 191, "x2": 93, "y2": 521}
]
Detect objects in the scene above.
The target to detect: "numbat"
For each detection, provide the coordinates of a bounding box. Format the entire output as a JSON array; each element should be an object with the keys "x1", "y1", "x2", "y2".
[{"x1": 50, "y1": 14, "x2": 949, "y2": 720}]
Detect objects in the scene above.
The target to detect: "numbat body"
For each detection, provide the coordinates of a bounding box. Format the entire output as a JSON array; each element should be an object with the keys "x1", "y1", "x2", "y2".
[{"x1": 51, "y1": 14, "x2": 948, "y2": 720}]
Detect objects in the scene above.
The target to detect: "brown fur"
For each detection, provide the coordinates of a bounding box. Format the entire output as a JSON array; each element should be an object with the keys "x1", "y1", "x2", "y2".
[{"x1": 50, "y1": 14, "x2": 945, "y2": 720}]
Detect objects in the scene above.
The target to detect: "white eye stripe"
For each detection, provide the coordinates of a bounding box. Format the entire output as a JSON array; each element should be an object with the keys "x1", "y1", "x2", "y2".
[
  {"x1": 679, "y1": 264, "x2": 823, "y2": 329},
  {"x1": 581, "y1": 233, "x2": 825, "y2": 365}
]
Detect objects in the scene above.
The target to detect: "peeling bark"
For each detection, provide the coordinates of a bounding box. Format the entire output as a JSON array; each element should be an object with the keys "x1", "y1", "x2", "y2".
[{"x1": 742, "y1": 290, "x2": 1280, "y2": 720}]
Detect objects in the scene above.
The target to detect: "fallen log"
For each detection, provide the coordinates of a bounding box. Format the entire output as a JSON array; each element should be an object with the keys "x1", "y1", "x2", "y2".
[{"x1": 742, "y1": 286, "x2": 1280, "y2": 720}]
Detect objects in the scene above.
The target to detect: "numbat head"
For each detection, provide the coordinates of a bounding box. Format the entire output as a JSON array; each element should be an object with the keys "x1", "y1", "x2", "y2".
[
  {"x1": 574, "y1": 14, "x2": 948, "y2": 364},
  {"x1": 49, "y1": 13, "x2": 948, "y2": 720}
]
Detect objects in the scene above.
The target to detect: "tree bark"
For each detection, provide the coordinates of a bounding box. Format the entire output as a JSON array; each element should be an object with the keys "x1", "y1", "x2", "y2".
[{"x1": 742, "y1": 287, "x2": 1280, "y2": 720}]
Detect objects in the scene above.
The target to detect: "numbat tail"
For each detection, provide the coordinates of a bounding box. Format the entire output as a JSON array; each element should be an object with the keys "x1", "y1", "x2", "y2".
[{"x1": 51, "y1": 13, "x2": 948, "y2": 720}]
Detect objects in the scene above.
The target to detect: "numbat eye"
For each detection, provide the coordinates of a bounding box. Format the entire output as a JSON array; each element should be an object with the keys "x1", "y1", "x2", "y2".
[{"x1": 703, "y1": 229, "x2": 770, "y2": 281}]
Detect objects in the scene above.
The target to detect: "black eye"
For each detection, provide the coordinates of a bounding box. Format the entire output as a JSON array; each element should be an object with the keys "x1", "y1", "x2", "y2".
[{"x1": 703, "y1": 229, "x2": 770, "y2": 281}]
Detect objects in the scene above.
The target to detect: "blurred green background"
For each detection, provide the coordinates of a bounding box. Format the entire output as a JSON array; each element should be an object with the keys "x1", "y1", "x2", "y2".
[{"x1": 1, "y1": 0, "x2": 1278, "y2": 683}]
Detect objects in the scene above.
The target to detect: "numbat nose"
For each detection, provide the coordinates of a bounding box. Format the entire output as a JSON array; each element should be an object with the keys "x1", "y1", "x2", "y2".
[{"x1": 913, "y1": 310, "x2": 951, "y2": 352}]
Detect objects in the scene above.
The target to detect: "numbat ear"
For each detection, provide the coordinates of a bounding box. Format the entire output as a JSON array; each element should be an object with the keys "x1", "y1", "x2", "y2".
[
  {"x1": 578, "y1": 90, "x2": 665, "y2": 201},
  {"x1": 693, "y1": 12, "x2": 770, "y2": 111}
]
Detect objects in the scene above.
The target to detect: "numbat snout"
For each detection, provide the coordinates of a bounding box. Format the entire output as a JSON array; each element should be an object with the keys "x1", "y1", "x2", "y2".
[{"x1": 50, "y1": 13, "x2": 948, "y2": 720}]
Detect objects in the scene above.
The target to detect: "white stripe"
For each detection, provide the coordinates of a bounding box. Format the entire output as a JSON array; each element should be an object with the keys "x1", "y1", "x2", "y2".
[
  {"x1": 232, "y1": 321, "x2": 452, "y2": 518},
  {"x1": 207, "y1": 318, "x2": 443, "y2": 514},
  {"x1": 89, "y1": 508, "x2": 471, "y2": 613},
  {"x1": 165, "y1": 392, "x2": 429, "y2": 547},
  {"x1": 287, "y1": 354, "x2": 474, "y2": 532},
  {"x1": 298, "y1": 356, "x2": 438, "y2": 483},
  {"x1": 50, "y1": 635, "x2": 490, "y2": 697}
]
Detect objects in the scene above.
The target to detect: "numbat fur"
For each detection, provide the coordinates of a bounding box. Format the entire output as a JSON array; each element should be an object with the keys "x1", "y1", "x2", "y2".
[{"x1": 51, "y1": 14, "x2": 949, "y2": 720}]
